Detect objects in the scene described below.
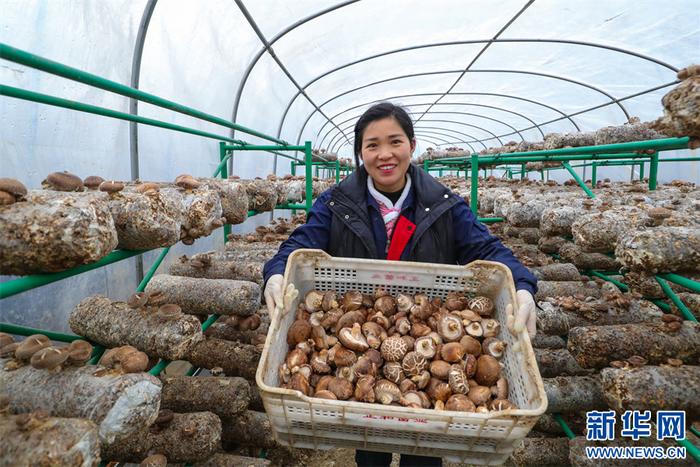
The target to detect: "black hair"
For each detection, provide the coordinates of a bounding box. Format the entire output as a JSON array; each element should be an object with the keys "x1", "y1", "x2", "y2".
[{"x1": 353, "y1": 102, "x2": 415, "y2": 168}]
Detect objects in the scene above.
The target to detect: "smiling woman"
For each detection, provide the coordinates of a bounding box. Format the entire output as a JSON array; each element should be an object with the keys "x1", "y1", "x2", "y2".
[{"x1": 262, "y1": 101, "x2": 539, "y2": 467}]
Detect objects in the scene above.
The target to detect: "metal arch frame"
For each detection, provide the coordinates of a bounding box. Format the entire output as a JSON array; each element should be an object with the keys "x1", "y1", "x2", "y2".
[
  {"x1": 326, "y1": 118, "x2": 486, "y2": 154},
  {"x1": 326, "y1": 114, "x2": 497, "y2": 153},
  {"x1": 277, "y1": 37, "x2": 677, "y2": 145},
  {"x1": 436, "y1": 80, "x2": 680, "y2": 147},
  {"x1": 329, "y1": 124, "x2": 482, "y2": 154},
  {"x1": 299, "y1": 67, "x2": 616, "y2": 150},
  {"x1": 419, "y1": 112, "x2": 524, "y2": 140},
  {"x1": 233, "y1": 0, "x2": 352, "y2": 156},
  {"x1": 314, "y1": 93, "x2": 563, "y2": 146},
  {"x1": 413, "y1": 0, "x2": 535, "y2": 124},
  {"x1": 129, "y1": 0, "x2": 158, "y2": 182},
  {"x1": 228, "y1": 0, "x2": 359, "y2": 140},
  {"x1": 320, "y1": 105, "x2": 524, "y2": 148},
  {"x1": 408, "y1": 130, "x2": 480, "y2": 153},
  {"x1": 128, "y1": 0, "x2": 158, "y2": 283},
  {"x1": 295, "y1": 67, "x2": 631, "y2": 150}
]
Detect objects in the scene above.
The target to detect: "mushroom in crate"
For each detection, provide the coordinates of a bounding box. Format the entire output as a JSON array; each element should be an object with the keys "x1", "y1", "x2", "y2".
[{"x1": 278, "y1": 289, "x2": 517, "y2": 412}]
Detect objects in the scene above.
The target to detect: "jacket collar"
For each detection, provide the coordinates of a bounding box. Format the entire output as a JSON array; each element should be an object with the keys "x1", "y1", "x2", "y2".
[{"x1": 335, "y1": 163, "x2": 449, "y2": 213}]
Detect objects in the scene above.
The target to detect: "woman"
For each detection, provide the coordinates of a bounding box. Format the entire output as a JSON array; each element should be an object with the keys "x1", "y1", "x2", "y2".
[{"x1": 263, "y1": 102, "x2": 537, "y2": 467}]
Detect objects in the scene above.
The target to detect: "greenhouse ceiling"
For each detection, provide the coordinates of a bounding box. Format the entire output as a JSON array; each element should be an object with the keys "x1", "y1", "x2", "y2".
[{"x1": 1, "y1": 0, "x2": 698, "y2": 179}]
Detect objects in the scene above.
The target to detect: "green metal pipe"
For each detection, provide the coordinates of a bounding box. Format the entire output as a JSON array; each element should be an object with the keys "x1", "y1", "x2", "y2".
[
  {"x1": 0, "y1": 322, "x2": 82, "y2": 343},
  {"x1": 276, "y1": 203, "x2": 307, "y2": 210},
  {"x1": 638, "y1": 161, "x2": 644, "y2": 180},
  {"x1": 218, "y1": 145, "x2": 232, "y2": 242},
  {"x1": 478, "y1": 152, "x2": 652, "y2": 165},
  {"x1": 0, "y1": 43, "x2": 286, "y2": 145},
  {"x1": 470, "y1": 154, "x2": 479, "y2": 215},
  {"x1": 591, "y1": 162, "x2": 597, "y2": 187},
  {"x1": 655, "y1": 277, "x2": 697, "y2": 322},
  {"x1": 477, "y1": 217, "x2": 504, "y2": 223},
  {"x1": 657, "y1": 273, "x2": 700, "y2": 294},
  {"x1": 1, "y1": 85, "x2": 246, "y2": 145},
  {"x1": 658, "y1": 157, "x2": 700, "y2": 162},
  {"x1": 436, "y1": 137, "x2": 689, "y2": 162},
  {"x1": 0, "y1": 249, "x2": 146, "y2": 299},
  {"x1": 649, "y1": 151, "x2": 659, "y2": 190},
  {"x1": 136, "y1": 248, "x2": 170, "y2": 292},
  {"x1": 562, "y1": 162, "x2": 595, "y2": 198},
  {"x1": 305, "y1": 142, "x2": 313, "y2": 213},
  {"x1": 587, "y1": 271, "x2": 629, "y2": 292},
  {"x1": 225, "y1": 144, "x2": 306, "y2": 151},
  {"x1": 676, "y1": 437, "x2": 700, "y2": 464},
  {"x1": 649, "y1": 299, "x2": 672, "y2": 313},
  {"x1": 552, "y1": 413, "x2": 577, "y2": 439}
]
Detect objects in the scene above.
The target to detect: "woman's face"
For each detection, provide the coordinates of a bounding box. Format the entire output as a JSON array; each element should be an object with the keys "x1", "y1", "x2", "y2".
[{"x1": 360, "y1": 117, "x2": 415, "y2": 192}]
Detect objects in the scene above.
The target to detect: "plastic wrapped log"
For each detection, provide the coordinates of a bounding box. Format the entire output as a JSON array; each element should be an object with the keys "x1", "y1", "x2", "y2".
[
  {"x1": 69, "y1": 295, "x2": 203, "y2": 361},
  {"x1": 616, "y1": 226, "x2": 700, "y2": 273},
  {"x1": 594, "y1": 120, "x2": 666, "y2": 145},
  {"x1": 544, "y1": 375, "x2": 606, "y2": 413},
  {"x1": 530, "y1": 263, "x2": 581, "y2": 281},
  {"x1": 531, "y1": 334, "x2": 567, "y2": 349},
  {"x1": 536, "y1": 300, "x2": 663, "y2": 335},
  {"x1": 507, "y1": 199, "x2": 548, "y2": 227},
  {"x1": 510, "y1": 437, "x2": 571, "y2": 467},
  {"x1": 519, "y1": 228, "x2": 541, "y2": 245},
  {"x1": 178, "y1": 186, "x2": 224, "y2": 244},
  {"x1": 224, "y1": 242, "x2": 281, "y2": 262},
  {"x1": 101, "y1": 411, "x2": 221, "y2": 463},
  {"x1": 601, "y1": 365, "x2": 700, "y2": 419},
  {"x1": 170, "y1": 255, "x2": 263, "y2": 285},
  {"x1": 540, "y1": 206, "x2": 581, "y2": 236},
  {"x1": 535, "y1": 348, "x2": 593, "y2": 377},
  {"x1": 567, "y1": 321, "x2": 700, "y2": 369},
  {"x1": 0, "y1": 414, "x2": 100, "y2": 467},
  {"x1": 0, "y1": 359, "x2": 161, "y2": 443},
  {"x1": 651, "y1": 70, "x2": 700, "y2": 141},
  {"x1": 535, "y1": 281, "x2": 602, "y2": 301},
  {"x1": 274, "y1": 178, "x2": 305, "y2": 204},
  {"x1": 538, "y1": 236, "x2": 568, "y2": 254},
  {"x1": 196, "y1": 453, "x2": 272, "y2": 466},
  {"x1": 571, "y1": 209, "x2": 651, "y2": 253},
  {"x1": 221, "y1": 410, "x2": 275, "y2": 450},
  {"x1": 198, "y1": 178, "x2": 249, "y2": 225},
  {"x1": 160, "y1": 376, "x2": 250, "y2": 419},
  {"x1": 204, "y1": 323, "x2": 266, "y2": 346},
  {"x1": 543, "y1": 131, "x2": 596, "y2": 150},
  {"x1": 107, "y1": 189, "x2": 183, "y2": 249},
  {"x1": 145, "y1": 275, "x2": 260, "y2": 317},
  {"x1": 245, "y1": 179, "x2": 278, "y2": 212},
  {"x1": 559, "y1": 243, "x2": 621, "y2": 271},
  {"x1": 625, "y1": 272, "x2": 700, "y2": 299},
  {"x1": 187, "y1": 338, "x2": 261, "y2": 379},
  {"x1": 0, "y1": 191, "x2": 118, "y2": 275},
  {"x1": 568, "y1": 436, "x2": 695, "y2": 466}
]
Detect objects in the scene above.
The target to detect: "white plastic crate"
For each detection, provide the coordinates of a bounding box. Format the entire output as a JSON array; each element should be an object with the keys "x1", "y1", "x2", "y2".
[{"x1": 256, "y1": 250, "x2": 547, "y2": 465}]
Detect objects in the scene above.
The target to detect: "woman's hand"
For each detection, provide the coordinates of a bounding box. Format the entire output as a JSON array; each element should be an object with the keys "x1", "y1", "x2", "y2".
[
  {"x1": 264, "y1": 274, "x2": 284, "y2": 316},
  {"x1": 263, "y1": 274, "x2": 298, "y2": 316},
  {"x1": 510, "y1": 289, "x2": 537, "y2": 337}
]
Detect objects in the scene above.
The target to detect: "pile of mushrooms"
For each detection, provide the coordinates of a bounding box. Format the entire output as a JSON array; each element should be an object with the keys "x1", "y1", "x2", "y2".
[
  {"x1": 279, "y1": 289, "x2": 517, "y2": 413},
  {"x1": 0, "y1": 331, "x2": 149, "y2": 374},
  {"x1": 0, "y1": 332, "x2": 93, "y2": 371}
]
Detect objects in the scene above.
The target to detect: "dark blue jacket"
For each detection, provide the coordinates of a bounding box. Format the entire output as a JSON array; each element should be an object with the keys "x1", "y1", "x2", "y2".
[{"x1": 263, "y1": 165, "x2": 537, "y2": 296}]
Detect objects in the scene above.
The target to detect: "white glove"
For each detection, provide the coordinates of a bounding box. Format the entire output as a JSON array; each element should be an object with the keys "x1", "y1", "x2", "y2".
[
  {"x1": 263, "y1": 274, "x2": 298, "y2": 317},
  {"x1": 508, "y1": 289, "x2": 537, "y2": 338},
  {"x1": 264, "y1": 274, "x2": 284, "y2": 316}
]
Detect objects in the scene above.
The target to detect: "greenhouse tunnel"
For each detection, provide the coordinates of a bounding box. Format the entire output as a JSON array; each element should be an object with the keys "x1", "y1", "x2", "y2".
[{"x1": 1, "y1": 0, "x2": 699, "y2": 465}]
